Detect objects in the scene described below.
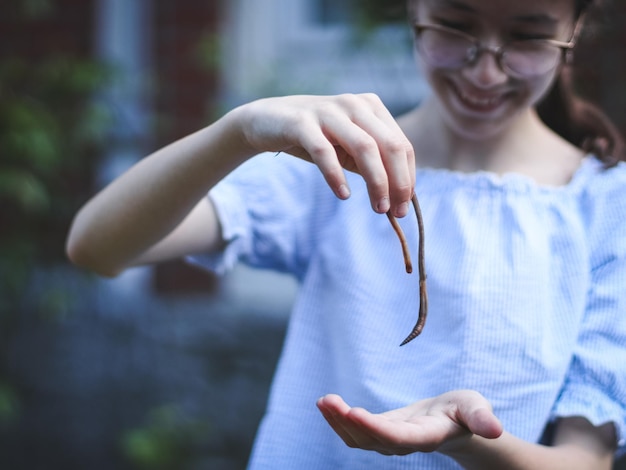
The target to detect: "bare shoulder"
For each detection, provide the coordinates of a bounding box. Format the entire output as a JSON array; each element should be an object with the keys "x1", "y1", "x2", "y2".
[{"x1": 539, "y1": 129, "x2": 586, "y2": 186}]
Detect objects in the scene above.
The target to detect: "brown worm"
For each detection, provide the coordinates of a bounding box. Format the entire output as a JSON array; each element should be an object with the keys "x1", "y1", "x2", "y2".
[
  {"x1": 386, "y1": 212, "x2": 413, "y2": 274},
  {"x1": 387, "y1": 193, "x2": 428, "y2": 346}
]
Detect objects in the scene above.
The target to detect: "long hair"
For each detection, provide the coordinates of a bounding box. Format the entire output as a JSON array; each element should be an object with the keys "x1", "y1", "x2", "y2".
[{"x1": 537, "y1": 0, "x2": 625, "y2": 166}]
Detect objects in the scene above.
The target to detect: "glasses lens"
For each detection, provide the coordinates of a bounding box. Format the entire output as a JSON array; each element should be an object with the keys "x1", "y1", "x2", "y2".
[
  {"x1": 417, "y1": 28, "x2": 473, "y2": 69},
  {"x1": 503, "y1": 41, "x2": 563, "y2": 77}
]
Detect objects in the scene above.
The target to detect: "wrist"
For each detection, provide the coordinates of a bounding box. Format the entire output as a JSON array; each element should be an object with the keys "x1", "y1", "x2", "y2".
[
  {"x1": 438, "y1": 432, "x2": 511, "y2": 470},
  {"x1": 221, "y1": 100, "x2": 268, "y2": 159},
  {"x1": 437, "y1": 430, "x2": 479, "y2": 460},
  {"x1": 217, "y1": 104, "x2": 258, "y2": 160}
]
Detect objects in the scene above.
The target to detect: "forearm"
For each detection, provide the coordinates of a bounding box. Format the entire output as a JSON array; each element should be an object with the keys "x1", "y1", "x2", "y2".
[
  {"x1": 442, "y1": 430, "x2": 612, "y2": 470},
  {"x1": 67, "y1": 93, "x2": 417, "y2": 276},
  {"x1": 66, "y1": 107, "x2": 253, "y2": 276}
]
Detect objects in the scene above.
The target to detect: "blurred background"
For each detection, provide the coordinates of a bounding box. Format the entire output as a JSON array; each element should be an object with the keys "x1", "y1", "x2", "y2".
[{"x1": 0, "y1": 1, "x2": 625, "y2": 469}]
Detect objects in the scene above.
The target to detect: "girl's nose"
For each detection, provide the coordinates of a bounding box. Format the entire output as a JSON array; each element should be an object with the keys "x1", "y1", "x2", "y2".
[{"x1": 461, "y1": 50, "x2": 509, "y2": 88}]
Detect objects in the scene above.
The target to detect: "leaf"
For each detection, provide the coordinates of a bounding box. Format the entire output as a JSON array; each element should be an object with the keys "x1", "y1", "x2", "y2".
[
  {"x1": 1, "y1": 100, "x2": 61, "y2": 171},
  {"x1": 0, "y1": 169, "x2": 50, "y2": 213},
  {"x1": 0, "y1": 382, "x2": 20, "y2": 424}
]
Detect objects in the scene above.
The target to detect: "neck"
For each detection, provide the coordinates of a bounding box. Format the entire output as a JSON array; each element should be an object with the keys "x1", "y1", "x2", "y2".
[{"x1": 400, "y1": 97, "x2": 583, "y2": 185}]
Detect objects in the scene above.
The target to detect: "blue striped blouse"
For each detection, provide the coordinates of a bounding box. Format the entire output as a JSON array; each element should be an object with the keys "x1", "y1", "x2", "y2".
[{"x1": 191, "y1": 152, "x2": 626, "y2": 469}]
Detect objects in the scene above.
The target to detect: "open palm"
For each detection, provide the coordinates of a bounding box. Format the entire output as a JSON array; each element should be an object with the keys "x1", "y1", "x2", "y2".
[{"x1": 316, "y1": 390, "x2": 503, "y2": 456}]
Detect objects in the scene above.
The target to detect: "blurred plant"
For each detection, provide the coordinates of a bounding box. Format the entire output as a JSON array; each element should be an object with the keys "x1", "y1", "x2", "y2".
[
  {"x1": 0, "y1": 14, "x2": 113, "y2": 429},
  {"x1": 0, "y1": 381, "x2": 20, "y2": 426},
  {"x1": 0, "y1": 56, "x2": 112, "y2": 281},
  {"x1": 121, "y1": 405, "x2": 212, "y2": 470},
  {"x1": 16, "y1": 0, "x2": 55, "y2": 20},
  {"x1": 358, "y1": 0, "x2": 407, "y2": 27}
]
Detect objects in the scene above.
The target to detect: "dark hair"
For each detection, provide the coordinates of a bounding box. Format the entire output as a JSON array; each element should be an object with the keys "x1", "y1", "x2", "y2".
[{"x1": 537, "y1": 0, "x2": 625, "y2": 167}]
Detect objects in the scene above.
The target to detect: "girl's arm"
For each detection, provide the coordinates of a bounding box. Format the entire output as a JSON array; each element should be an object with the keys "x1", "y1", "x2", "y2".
[
  {"x1": 445, "y1": 416, "x2": 615, "y2": 470},
  {"x1": 316, "y1": 391, "x2": 616, "y2": 469},
  {"x1": 66, "y1": 94, "x2": 416, "y2": 277},
  {"x1": 66, "y1": 112, "x2": 249, "y2": 277}
]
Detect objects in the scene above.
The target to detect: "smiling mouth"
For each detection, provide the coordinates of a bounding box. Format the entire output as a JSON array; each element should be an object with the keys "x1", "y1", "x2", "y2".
[{"x1": 452, "y1": 83, "x2": 507, "y2": 112}]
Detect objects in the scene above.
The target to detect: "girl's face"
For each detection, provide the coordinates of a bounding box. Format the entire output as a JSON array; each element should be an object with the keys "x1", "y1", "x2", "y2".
[{"x1": 410, "y1": 0, "x2": 578, "y2": 141}]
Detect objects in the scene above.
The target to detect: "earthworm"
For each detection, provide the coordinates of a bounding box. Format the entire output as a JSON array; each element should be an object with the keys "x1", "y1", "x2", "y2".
[
  {"x1": 386, "y1": 193, "x2": 428, "y2": 346},
  {"x1": 386, "y1": 212, "x2": 413, "y2": 274}
]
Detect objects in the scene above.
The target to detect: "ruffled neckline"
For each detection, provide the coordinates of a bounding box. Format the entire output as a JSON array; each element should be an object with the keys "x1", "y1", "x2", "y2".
[{"x1": 415, "y1": 155, "x2": 600, "y2": 196}]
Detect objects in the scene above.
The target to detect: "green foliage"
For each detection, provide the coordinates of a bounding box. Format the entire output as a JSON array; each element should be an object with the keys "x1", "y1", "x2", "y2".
[
  {"x1": 0, "y1": 9, "x2": 113, "y2": 434},
  {"x1": 345, "y1": 0, "x2": 409, "y2": 45},
  {"x1": 121, "y1": 405, "x2": 212, "y2": 470},
  {"x1": 194, "y1": 31, "x2": 222, "y2": 73},
  {"x1": 359, "y1": 0, "x2": 408, "y2": 26},
  {"x1": 0, "y1": 382, "x2": 20, "y2": 424},
  {"x1": 0, "y1": 56, "x2": 112, "y2": 295}
]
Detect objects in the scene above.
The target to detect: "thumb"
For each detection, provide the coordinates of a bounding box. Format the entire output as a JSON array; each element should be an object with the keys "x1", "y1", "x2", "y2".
[
  {"x1": 455, "y1": 392, "x2": 503, "y2": 439},
  {"x1": 452, "y1": 390, "x2": 503, "y2": 439}
]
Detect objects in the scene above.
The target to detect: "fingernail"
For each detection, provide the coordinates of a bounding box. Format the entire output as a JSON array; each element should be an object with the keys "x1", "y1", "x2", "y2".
[
  {"x1": 337, "y1": 184, "x2": 351, "y2": 199},
  {"x1": 395, "y1": 201, "x2": 409, "y2": 217},
  {"x1": 377, "y1": 196, "x2": 390, "y2": 213}
]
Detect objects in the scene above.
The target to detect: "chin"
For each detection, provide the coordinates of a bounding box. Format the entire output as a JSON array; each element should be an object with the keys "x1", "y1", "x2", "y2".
[
  {"x1": 444, "y1": 93, "x2": 535, "y2": 142},
  {"x1": 444, "y1": 112, "x2": 514, "y2": 142}
]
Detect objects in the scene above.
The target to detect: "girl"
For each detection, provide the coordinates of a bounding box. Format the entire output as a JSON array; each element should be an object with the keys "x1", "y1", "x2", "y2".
[{"x1": 67, "y1": 0, "x2": 626, "y2": 468}]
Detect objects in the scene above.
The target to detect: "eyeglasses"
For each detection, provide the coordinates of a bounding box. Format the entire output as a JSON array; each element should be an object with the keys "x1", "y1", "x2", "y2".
[{"x1": 413, "y1": 23, "x2": 577, "y2": 78}]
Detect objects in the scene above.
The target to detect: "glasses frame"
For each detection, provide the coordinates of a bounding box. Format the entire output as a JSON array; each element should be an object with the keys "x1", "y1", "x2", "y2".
[{"x1": 413, "y1": 22, "x2": 580, "y2": 78}]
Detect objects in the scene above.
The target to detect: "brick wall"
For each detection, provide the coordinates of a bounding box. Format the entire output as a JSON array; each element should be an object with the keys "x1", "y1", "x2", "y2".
[
  {"x1": 0, "y1": 0, "x2": 94, "y2": 59},
  {"x1": 151, "y1": 0, "x2": 222, "y2": 294},
  {"x1": 152, "y1": 0, "x2": 221, "y2": 145},
  {"x1": 0, "y1": 0, "x2": 221, "y2": 159}
]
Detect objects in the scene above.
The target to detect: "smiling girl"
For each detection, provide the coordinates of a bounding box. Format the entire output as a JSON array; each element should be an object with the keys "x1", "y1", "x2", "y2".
[{"x1": 67, "y1": 0, "x2": 625, "y2": 468}]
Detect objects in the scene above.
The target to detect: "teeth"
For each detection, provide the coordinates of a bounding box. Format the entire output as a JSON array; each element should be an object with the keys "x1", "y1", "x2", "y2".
[{"x1": 459, "y1": 90, "x2": 499, "y2": 107}]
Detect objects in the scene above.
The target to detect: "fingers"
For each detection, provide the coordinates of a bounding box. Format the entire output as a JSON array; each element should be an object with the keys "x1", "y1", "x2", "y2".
[
  {"x1": 317, "y1": 390, "x2": 503, "y2": 457},
  {"x1": 316, "y1": 395, "x2": 444, "y2": 455},
  {"x1": 435, "y1": 390, "x2": 503, "y2": 440},
  {"x1": 272, "y1": 94, "x2": 415, "y2": 217},
  {"x1": 317, "y1": 395, "x2": 391, "y2": 453},
  {"x1": 317, "y1": 394, "x2": 361, "y2": 448},
  {"x1": 295, "y1": 125, "x2": 353, "y2": 201},
  {"x1": 457, "y1": 398, "x2": 503, "y2": 440},
  {"x1": 362, "y1": 93, "x2": 417, "y2": 211},
  {"x1": 319, "y1": 94, "x2": 415, "y2": 216},
  {"x1": 470, "y1": 408, "x2": 503, "y2": 439}
]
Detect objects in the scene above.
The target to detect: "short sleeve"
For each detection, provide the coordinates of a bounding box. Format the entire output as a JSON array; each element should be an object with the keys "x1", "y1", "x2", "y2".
[
  {"x1": 187, "y1": 178, "x2": 251, "y2": 275},
  {"x1": 187, "y1": 152, "x2": 334, "y2": 279},
  {"x1": 551, "y1": 162, "x2": 626, "y2": 453}
]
